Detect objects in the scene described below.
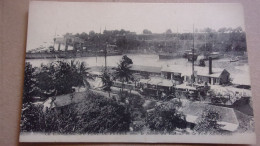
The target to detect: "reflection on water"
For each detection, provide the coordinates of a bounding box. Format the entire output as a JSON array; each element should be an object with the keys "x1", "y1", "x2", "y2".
[{"x1": 26, "y1": 54, "x2": 250, "y2": 81}]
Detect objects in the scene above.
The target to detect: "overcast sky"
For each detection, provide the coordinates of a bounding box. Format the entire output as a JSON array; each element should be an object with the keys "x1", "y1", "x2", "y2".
[{"x1": 27, "y1": 2, "x2": 245, "y2": 50}]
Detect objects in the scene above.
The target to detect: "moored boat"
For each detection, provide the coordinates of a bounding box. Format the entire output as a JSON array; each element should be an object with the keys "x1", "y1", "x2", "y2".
[{"x1": 187, "y1": 52, "x2": 198, "y2": 61}]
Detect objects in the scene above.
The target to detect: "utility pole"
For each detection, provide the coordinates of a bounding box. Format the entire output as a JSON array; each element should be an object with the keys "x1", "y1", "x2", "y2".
[
  {"x1": 53, "y1": 27, "x2": 57, "y2": 50},
  {"x1": 95, "y1": 35, "x2": 98, "y2": 66},
  {"x1": 192, "y1": 24, "x2": 195, "y2": 84},
  {"x1": 105, "y1": 43, "x2": 107, "y2": 71},
  {"x1": 104, "y1": 26, "x2": 107, "y2": 71}
]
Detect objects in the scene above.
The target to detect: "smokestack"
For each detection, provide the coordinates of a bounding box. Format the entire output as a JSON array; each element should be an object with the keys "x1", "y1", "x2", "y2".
[
  {"x1": 209, "y1": 57, "x2": 212, "y2": 74},
  {"x1": 58, "y1": 43, "x2": 61, "y2": 51}
]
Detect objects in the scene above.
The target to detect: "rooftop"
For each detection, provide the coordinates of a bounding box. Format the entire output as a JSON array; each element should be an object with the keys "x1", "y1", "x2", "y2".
[
  {"x1": 139, "y1": 77, "x2": 176, "y2": 87},
  {"x1": 161, "y1": 65, "x2": 226, "y2": 78},
  {"x1": 130, "y1": 65, "x2": 161, "y2": 73},
  {"x1": 180, "y1": 102, "x2": 239, "y2": 131},
  {"x1": 43, "y1": 92, "x2": 87, "y2": 111}
]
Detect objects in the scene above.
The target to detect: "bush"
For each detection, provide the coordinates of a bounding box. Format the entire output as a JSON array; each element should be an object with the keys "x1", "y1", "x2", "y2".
[
  {"x1": 146, "y1": 105, "x2": 187, "y2": 133},
  {"x1": 20, "y1": 103, "x2": 44, "y2": 132},
  {"x1": 75, "y1": 94, "x2": 131, "y2": 134},
  {"x1": 22, "y1": 60, "x2": 93, "y2": 103},
  {"x1": 20, "y1": 92, "x2": 131, "y2": 134},
  {"x1": 23, "y1": 62, "x2": 37, "y2": 103},
  {"x1": 193, "y1": 110, "x2": 222, "y2": 134}
]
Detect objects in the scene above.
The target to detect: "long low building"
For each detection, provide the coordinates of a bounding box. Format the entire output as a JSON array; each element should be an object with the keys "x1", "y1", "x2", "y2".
[
  {"x1": 89, "y1": 62, "x2": 230, "y2": 86},
  {"x1": 161, "y1": 63, "x2": 230, "y2": 85},
  {"x1": 130, "y1": 65, "x2": 161, "y2": 77}
]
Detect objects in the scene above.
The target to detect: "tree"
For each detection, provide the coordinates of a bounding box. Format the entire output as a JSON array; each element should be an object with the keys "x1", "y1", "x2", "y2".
[
  {"x1": 122, "y1": 55, "x2": 133, "y2": 65},
  {"x1": 100, "y1": 68, "x2": 113, "y2": 97},
  {"x1": 20, "y1": 103, "x2": 45, "y2": 132},
  {"x1": 203, "y1": 27, "x2": 215, "y2": 33},
  {"x1": 20, "y1": 92, "x2": 132, "y2": 134},
  {"x1": 79, "y1": 32, "x2": 89, "y2": 41},
  {"x1": 218, "y1": 27, "x2": 227, "y2": 33},
  {"x1": 234, "y1": 26, "x2": 243, "y2": 33},
  {"x1": 76, "y1": 94, "x2": 131, "y2": 134},
  {"x1": 193, "y1": 110, "x2": 222, "y2": 134},
  {"x1": 34, "y1": 60, "x2": 93, "y2": 97},
  {"x1": 166, "y1": 29, "x2": 172, "y2": 34},
  {"x1": 23, "y1": 62, "x2": 37, "y2": 103},
  {"x1": 35, "y1": 63, "x2": 56, "y2": 98},
  {"x1": 89, "y1": 30, "x2": 95, "y2": 36},
  {"x1": 71, "y1": 60, "x2": 94, "y2": 90},
  {"x1": 143, "y1": 29, "x2": 152, "y2": 34},
  {"x1": 116, "y1": 37, "x2": 127, "y2": 51},
  {"x1": 114, "y1": 55, "x2": 134, "y2": 93},
  {"x1": 146, "y1": 105, "x2": 187, "y2": 132}
]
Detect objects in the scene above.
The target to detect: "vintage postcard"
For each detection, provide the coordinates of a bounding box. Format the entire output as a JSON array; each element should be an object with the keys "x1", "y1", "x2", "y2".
[{"x1": 19, "y1": 1, "x2": 256, "y2": 144}]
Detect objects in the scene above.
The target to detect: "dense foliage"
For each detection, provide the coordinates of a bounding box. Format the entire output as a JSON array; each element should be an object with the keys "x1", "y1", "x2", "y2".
[
  {"x1": 71, "y1": 27, "x2": 247, "y2": 53},
  {"x1": 23, "y1": 60, "x2": 92, "y2": 102},
  {"x1": 100, "y1": 67, "x2": 113, "y2": 97},
  {"x1": 193, "y1": 110, "x2": 222, "y2": 134},
  {"x1": 146, "y1": 105, "x2": 187, "y2": 133},
  {"x1": 20, "y1": 91, "x2": 131, "y2": 134},
  {"x1": 23, "y1": 62, "x2": 37, "y2": 103},
  {"x1": 113, "y1": 55, "x2": 134, "y2": 92}
]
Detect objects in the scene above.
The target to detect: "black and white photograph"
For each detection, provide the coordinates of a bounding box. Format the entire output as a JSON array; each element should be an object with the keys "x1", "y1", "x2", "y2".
[{"x1": 19, "y1": 1, "x2": 255, "y2": 144}]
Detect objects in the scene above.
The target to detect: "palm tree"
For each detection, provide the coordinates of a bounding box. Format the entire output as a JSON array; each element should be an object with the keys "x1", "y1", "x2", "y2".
[
  {"x1": 114, "y1": 56, "x2": 134, "y2": 94},
  {"x1": 74, "y1": 60, "x2": 94, "y2": 90},
  {"x1": 53, "y1": 60, "x2": 93, "y2": 93},
  {"x1": 100, "y1": 68, "x2": 113, "y2": 97}
]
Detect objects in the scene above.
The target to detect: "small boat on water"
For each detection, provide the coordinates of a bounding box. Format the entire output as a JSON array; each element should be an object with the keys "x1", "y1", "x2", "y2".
[
  {"x1": 183, "y1": 49, "x2": 199, "y2": 62},
  {"x1": 183, "y1": 50, "x2": 192, "y2": 58},
  {"x1": 187, "y1": 52, "x2": 198, "y2": 61}
]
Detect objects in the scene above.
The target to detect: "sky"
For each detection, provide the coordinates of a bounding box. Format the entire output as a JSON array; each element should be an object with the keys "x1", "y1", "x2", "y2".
[{"x1": 26, "y1": 2, "x2": 245, "y2": 50}]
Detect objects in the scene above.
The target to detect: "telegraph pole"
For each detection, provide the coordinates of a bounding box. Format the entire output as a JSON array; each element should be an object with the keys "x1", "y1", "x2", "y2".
[
  {"x1": 105, "y1": 43, "x2": 107, "y2": 71},
  {"x1": 192, "y1": 24, "x2": 195, "y2": 84}
]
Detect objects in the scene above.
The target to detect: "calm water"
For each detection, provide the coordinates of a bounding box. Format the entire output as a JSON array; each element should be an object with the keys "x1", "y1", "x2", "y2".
[
  {"x1": 27, "y1": 54, "x2": 189, "y2": 68},
  {"x1": 26, "y1": 54, "x2": 251, "y2": 84}
]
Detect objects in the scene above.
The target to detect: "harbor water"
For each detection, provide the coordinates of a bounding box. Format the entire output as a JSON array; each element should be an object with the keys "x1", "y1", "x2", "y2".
[{"x1": 26, "y1": 54, "x2": 251, "y2": 85}]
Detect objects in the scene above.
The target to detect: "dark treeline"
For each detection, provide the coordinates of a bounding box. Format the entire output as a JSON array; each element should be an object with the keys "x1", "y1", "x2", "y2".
[{"x1": 68, "y1": 26, "x2": 246, "y2": 53}]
